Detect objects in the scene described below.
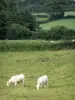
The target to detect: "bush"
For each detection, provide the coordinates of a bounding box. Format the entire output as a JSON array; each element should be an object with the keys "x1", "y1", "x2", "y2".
[
  {"x1": 6, "y1": 24, "x2": 75, "y2": 40},
  {"x1": 0, "y1": 10, "x2": 7, "y2": 39},
  {"x1": 45, "y1": 26, "x2": 75, "y2": 40},
  {"x1": 6, "y1": 23, "x2": 31, "y2": 40},
  {"x1": 30, "y1": 26, "x2": 75, "y2": 40},
  {"x1": 34, "y1": 15, "x2": 48, "y2": 18},
  {"x1": 37, "y1": 30, "x2": 49, "y2": 39},
  {"x1": 48, "y1": 11, "x2": 64, "y2": 21}
]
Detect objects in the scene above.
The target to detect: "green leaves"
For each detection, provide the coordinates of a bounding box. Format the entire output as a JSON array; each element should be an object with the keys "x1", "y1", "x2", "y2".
[
  {"x1": 0, "y1": 0, "x2": 7, "y2": 39},
  {"x1": 6, "y1": 23, "x2": 30, "y2": 40}
]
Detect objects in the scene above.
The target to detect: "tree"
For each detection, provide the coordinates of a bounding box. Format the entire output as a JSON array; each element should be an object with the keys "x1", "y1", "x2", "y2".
[
  {"x1": 12, "y1": 9, "x2": 37, "y2": 31},
  {"x1": 6, "y1": 23, "x2": 30, "y2": 40},
  {"x1": 45, "y1": 0, "x2": 70, "y2": 20},
  {"x1": 0, "y1": 0, "x2": 7, "y2": 39}
]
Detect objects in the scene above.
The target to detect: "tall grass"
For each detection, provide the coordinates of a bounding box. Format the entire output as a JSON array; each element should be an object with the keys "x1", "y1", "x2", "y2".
[{"x1": 0, "y1": 40, "x2": 75, "y2": 51}]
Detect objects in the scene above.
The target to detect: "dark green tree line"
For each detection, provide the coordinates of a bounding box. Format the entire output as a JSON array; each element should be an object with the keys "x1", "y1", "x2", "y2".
[
  {"x1": 0, "y1": 0, "x2": 37, "y2": 39},
  {"x1": 0, "y1": 0, "x2": 7, "y2": 39}
]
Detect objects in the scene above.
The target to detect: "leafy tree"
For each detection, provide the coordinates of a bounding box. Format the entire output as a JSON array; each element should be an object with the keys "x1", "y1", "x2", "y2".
[
  {"x1": 45, "y1": 0, "x2": 70, "y2": 20},
  {"x1": 11, "y1": 9, "x2": 37, "y2": 31},
  {"x1": 0, "y1": 0, "x2": 7, "y2": 39},
  {"x1": 6, "y1": 23, "x2": 31, "y2": 40},
  {"x1": 46, "y1": 26, "x2": 75, "y2": 40},
  {"x1": 5, "y1": 0, "x2": 37, "y2": 39}
]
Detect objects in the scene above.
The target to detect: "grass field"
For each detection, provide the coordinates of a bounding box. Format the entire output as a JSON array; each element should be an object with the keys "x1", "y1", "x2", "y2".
[
  {"x1": 32, "y1": 11, "x2": 75, "y2": 16},
  {"x1": 40, "y1": 19, "x2": 75, "y2": 30},
  {"x1": 32, "y1": 13, "x2": 48, "y2": 16},
  {"x1": 0, "y1": 50, "x2": 75, "y2": 100},
  {"x1": 36, "y1": 18, "x2": 48, "y2": 22},
  {"x1": 32, "y1": 13, "x2": 48, "y2": 23},
  {"x1": 64, "y1": 11, "x2": 75, "y2": 16}
]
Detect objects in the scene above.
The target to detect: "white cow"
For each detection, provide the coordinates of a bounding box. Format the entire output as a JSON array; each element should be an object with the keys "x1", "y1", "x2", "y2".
[
  {"x1": 72, "y1": 39, "x2": 75, "y2": 42},
  {"x1": 7, "y1": 74, "x2": 25, "y2": 86},
  {"x1": 50, "y1": 40, "x2": 55, "y2": 43},
  {"x1": 36, "y1": 75, "x2": 48, "y2": 90}
]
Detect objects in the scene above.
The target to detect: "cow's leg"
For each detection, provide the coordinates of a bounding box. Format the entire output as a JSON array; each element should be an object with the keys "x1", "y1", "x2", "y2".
[
  {"x1": 23, "y1": 79, "x2": 25, "y2": 86},
  {"x1": 14, "y1": 82, "x2": 17, "y2": 86}
]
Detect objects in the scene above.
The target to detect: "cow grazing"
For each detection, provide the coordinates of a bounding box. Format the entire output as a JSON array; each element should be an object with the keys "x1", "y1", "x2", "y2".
[
  {"x1": 7, "y1": 74, "x2": 25, "y2": 86},
  {"x1": 72, "y1": 39, "x2": 75, "y2": 42},
  {"x1": 36, "y1": 75, "x2": 48, "y2": 90},
  {"x1": 50, "y1": 40, "x2": 55, "y2": 43}
]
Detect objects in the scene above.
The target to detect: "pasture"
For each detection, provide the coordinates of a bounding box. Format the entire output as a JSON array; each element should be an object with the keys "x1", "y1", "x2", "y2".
[
  {"x1": 40, "y1": 19, "x2": 75, "y2": 30},
  {"x1": 0, "y1": 50, "x2": 75, "y2": 100},
  {"x1": 32, "y1": 13, "x2": 48, "y2": 23},
  {"x1": 64, "y1": 11, "x2": 75, "y2": 16},
  {"x1": 32, "y1": 13, "x2": 48, "y2": 16},
  {"x1": 36, "y1": 17, "x2": 48, "y2": 22}
]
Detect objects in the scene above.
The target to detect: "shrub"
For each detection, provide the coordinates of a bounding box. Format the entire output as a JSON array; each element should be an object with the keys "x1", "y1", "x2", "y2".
[
  {"x1": 37, "y1": 30, "x2": 49, "y2": 39},
  {"x1": 46, "y1": 26, "x2": 75, "y2": 40},
  {"x1": 0, "y1": 10, "x2": 7, "y2": 39},
  {"x1": 6, "y1": 24, "x2": 75, "y2": 40},
  {"x1": 30, "y1": 26, "x2": 75, "y2": 40},
  {"x1": 6, "y1": 23, "x2": 31, "y2": 40}
]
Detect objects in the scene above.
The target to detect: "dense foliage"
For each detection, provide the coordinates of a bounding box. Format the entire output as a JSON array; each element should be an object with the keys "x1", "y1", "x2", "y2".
[
  {"x1": 0, "y1": 0, "x2": 75, "y2": 40},
  {"x1": 20, "y1": 0, "x2": 75, "y2": 12},
  {"x1": 6, "y1": 25, "x2": 75, "y2": 40},
  {"x1": 0, "y1": 0, "x2": 38, "y2": 40},
  {"x1": 6, "y1": 23, "x2": 31, "y2": 40},
  {"x1": 0, "y1": 0, "x2": 7, "y2": 39},
  {"x1": 37, "y1": 26, "x2": 75, "y2": 40}
]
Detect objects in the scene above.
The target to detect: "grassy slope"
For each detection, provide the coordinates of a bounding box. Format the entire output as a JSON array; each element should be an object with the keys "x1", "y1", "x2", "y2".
[
  {"x1": 64, "y1": 11, "x2": 75, "y2": 16},
  {"x1": 36, "y1": 18, "x2": 48, "y2": 22},
  {"x1": 40, "y1": 19, "x2": 75, "y2": 30},
  {"x1": 32, "y1": 13, "x2": 48, "y2": 16},
  {"x1": 0, "y1": 50, "x2": 75, "y2": 100},
  {"x1": 33, "y1": 13, "x2": 48, "y2": 23}
]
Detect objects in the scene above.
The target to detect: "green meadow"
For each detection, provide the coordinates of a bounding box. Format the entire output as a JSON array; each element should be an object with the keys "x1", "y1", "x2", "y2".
[
  {"x1": 32, "y1": 13, "x2": 48, "y2": 16},
  {"x1": 40, "y1": 19, "x2": 75, "y2": 30},
  {"x1": 0, "y1": 50, "x2": 75, "y2": 100},
  {"x1": 36, "y1": 18, "x2": 48, "y2": 22},
  {"x1": 64, "y1": 11, "x2": 75, "y2": 16}
]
